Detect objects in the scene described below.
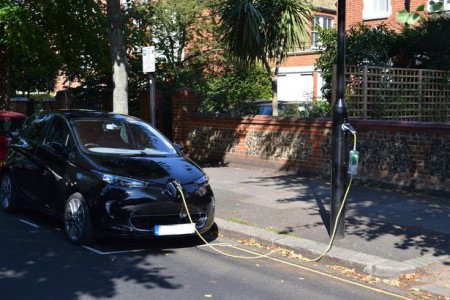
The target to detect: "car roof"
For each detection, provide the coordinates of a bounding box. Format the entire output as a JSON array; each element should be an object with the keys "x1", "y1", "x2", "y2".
[
  {"x1": 0, "y1": 111, "x2": 27, "y2": 118},
  {"x1": 38, "y1": 109, "x2": 138, "y2": 122}
]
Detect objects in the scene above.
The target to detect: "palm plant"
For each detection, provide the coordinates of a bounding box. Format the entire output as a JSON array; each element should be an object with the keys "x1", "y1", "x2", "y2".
[{"x1": 219, "y1": 0, "x2": 314, "y2": 115}]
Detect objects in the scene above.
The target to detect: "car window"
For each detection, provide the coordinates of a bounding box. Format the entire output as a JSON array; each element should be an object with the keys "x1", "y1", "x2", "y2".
[
  {"x1": 0, "y1": 116, "x2": 26, "y2": 136},
  {"x1": 43, "y1": 117, "x2": 72, "y2": 151},
  {"x1": 20, "y1": 114, "x2": 52, "y2": 144}
]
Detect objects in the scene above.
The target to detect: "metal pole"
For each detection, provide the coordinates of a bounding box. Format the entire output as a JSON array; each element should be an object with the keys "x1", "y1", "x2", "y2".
[
  {"x1": 149, "y1": 73, "x2": 156, "y2": 127},
  {"x1": 331, "y1": 0, "x2": 348, "y2": 239}
]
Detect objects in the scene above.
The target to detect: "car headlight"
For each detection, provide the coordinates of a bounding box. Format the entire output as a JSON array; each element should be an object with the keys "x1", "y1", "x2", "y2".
[
  {"x1": 194, "y1": 175, "x2": 209, "y2": 196},
  {"x1": 92, "y1": 170, "x2": 147, "y2": 188},
  {"x1": 194, "y1": 174, "x2": 209, "y2": 186}
]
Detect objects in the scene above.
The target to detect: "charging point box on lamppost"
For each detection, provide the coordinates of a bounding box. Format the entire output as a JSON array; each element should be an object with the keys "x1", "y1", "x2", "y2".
[{"x1": 348, "y1": 150, "x2": 359, "y2": 175}]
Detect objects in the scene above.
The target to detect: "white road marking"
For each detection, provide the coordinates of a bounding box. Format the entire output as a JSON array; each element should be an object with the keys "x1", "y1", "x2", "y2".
[
  {"x1": 19, "y1": 219, "x2": 40, "y2": 228},
  {"x1": 82, "y1": 246, "x2": 146, "y2": 255},
  {"x1": 197, "y1": 243, "x2": 231, "y2": 248},
  {"x1": 83, "y1": 243, "x2": 232, "y2": 255}
]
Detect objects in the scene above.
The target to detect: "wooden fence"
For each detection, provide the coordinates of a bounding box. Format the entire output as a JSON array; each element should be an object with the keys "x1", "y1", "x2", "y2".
[{"x1": 333, "y1": 65, "x2": 450, "y2": 122}]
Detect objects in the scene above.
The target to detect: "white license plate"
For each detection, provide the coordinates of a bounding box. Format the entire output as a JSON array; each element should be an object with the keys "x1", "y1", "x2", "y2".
[{"x1": 154, "y1": 223, "x2": 196, "y2": 236}]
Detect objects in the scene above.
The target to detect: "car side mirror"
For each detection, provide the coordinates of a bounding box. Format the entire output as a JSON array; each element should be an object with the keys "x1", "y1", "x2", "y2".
[
  {"x1": 174, "y1": 143, "x2": 184, "y2": 152},
  {"x1": 51, "y1": 142, "x2": 71, "y2": 156}
]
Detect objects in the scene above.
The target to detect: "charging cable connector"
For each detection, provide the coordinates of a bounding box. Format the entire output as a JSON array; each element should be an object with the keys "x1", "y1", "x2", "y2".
[{"x1": 341, "y1": 122, "x2": 356, "y2": 134}]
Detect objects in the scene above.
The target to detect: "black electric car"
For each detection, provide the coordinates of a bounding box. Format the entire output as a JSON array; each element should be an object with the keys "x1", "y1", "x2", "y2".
[{"x1": 0, "y1": 110, "x2": 215, "y2": 244}]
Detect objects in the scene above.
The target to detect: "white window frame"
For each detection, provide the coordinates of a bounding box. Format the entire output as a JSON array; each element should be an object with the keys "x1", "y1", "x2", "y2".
[
  {"x1": 363, "y1": 0, "x2": 392, "y2": 20},
  {"x1": 311, "y1": 16, "x2": 334, "y2": 50}
]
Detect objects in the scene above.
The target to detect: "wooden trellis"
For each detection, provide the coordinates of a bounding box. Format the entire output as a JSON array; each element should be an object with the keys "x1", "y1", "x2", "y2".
[{"x1": 333, "y1": 65, "x2": 450, "y2": 122}]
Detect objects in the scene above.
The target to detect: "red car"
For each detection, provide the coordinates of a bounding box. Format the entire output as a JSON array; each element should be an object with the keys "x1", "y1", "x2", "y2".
[{"x1": 0, "y1": 111, "x2": 27, "y2": 166}]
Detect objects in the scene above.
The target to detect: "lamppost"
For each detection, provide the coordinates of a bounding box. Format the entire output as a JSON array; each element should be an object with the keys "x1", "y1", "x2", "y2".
[{"x1": 330, "y1": 0, "x2": 348, "y2": 239}]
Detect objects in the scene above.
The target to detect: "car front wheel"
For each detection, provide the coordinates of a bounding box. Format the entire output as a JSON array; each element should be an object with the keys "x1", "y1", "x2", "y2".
[
  {"x1": 64, "y1": 193, "x2": 96, "y2": 245},
  {"x1": 0, "y1": 172, "x2": 20, "y2": 213}
]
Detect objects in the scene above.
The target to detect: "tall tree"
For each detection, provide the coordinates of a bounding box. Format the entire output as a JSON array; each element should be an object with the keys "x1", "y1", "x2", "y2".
[
  {"x1": 0, "y1": 1, "x2": 60, "y2": 107},
  {"x1": 107, "y1": 0, "x2": 128, "y2": 114},
  {"x1": 219, "y1": 0, "x2": 313, "y2": 116},
  {"x1": 1, "y1": 0, "x2": 110, "y2": 108},
  {"x1": 126, "y1": 0, "x2": 219, "y2": 87}
]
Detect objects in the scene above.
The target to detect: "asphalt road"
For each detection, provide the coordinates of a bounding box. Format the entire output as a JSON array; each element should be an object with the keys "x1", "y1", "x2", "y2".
[{"x1": 0, "y1": 208, "x2": 412, "y2": 300}]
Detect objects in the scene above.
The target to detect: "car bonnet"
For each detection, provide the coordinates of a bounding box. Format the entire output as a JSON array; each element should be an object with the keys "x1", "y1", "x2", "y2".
[{"x1": 88, "y1": 154, "x2": 205, "y2": 186}]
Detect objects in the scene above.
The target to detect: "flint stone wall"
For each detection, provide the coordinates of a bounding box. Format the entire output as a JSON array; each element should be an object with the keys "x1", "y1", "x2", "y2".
[{"x1": 171, "y1": 88, "x2": 449, "y2": 195}]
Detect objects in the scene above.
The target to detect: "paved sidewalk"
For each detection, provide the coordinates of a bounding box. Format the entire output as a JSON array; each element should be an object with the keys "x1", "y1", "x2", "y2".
[{"x1": 202, "y1": 163, "x2": 450, "y2": 298}]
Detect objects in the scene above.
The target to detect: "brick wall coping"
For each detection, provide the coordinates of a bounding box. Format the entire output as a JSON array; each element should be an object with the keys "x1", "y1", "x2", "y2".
[
  {"x1": 349, "y1": 119, "x2": 450, "y2": 131},
  {"x1": 188, "y1": 112, "x2": 333, "y2": 127},
  {"x1": 187, "y1": 112, "x2": 449, "y2": 131}
]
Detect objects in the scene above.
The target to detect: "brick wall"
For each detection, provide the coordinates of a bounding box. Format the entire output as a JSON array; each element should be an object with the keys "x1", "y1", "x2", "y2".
[
  {"x1": 283, "y1": 53, "x2": 321, "y2": 67},
  {"x1": 346, "y1": 0, "x2": 429, "y2": 31},
  {"x1": 171, "y1": 88, "x2": 450, "y2": 195}
]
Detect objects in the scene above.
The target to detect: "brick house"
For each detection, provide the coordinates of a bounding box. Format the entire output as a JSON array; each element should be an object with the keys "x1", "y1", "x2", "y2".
[
  {"x1": 278, "y1": 0, "x2": 336, "y2": 103},
  {"x1": 280, "y1": 0, "x2": 448, "y2": 103}
]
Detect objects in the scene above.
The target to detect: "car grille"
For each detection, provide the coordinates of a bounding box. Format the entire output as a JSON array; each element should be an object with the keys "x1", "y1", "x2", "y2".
[{"x1": 130, "y1": 214, "x2": 207, "y2": 232}]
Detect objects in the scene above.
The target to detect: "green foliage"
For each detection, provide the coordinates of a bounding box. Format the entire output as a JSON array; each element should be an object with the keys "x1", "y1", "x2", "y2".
[
  {"x1": 392, "y1": 15, "x2": 450, "y2": 70},
  {"x1": 396, "y1": 4, "x2": 425, "y2": 25},
  {"x1": 125, "y1": 0, "x2": 220, "y2": 101},
  {"x1": 316, "y1": 14, "x2": 450, "y2": 104},
  {"x1": 279, "y1": 103, "x2": 303, "y2": 117},
  {"x1": 307, "y1": 99, "x2": 331, "y2": 118},
  {"x1": 1, "y1": 1, "x2": 62, "y2": 97},
  {"x1": 278, "y1": 99, "x2": 331, "y2": 117},
  {"x1": 315, "y1": 23, "x2": 396, "y2": 102},
  {"x1": 219, "y1": 0, "x2": 265, "y2": 65},
  {"x1": 199, "y1": 64, "x2": 271, "y2": 115},
  {"x1": 0, "y1": 0, "x2": 110, "y2": 101},
  {"x1": 129, "y1": 0, "x2": 217, "y2": 87},
  {"x1": 396, "y1": 1, "x2": 445, "y2": 25},
  {"x1": 218, "y1": 0, "x2": 313, "y2": 115},
  {"x1": 219, "y1": 0, "x2": 313, "y2": 65}
]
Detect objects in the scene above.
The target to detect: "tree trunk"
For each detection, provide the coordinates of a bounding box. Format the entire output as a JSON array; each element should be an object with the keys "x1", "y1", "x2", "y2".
[
  {"x1": 262, "y1": 56, "x2": 279, "y2": 116},
  {"x1": 271, "y1": 34, "x2": 287, "y2": 117},
  {"x1": 107, "y1": 0, "x2": 128, "y2": 114},
  {"x1": 0, "y1": 45, "x2": 12, "y2": 110}
]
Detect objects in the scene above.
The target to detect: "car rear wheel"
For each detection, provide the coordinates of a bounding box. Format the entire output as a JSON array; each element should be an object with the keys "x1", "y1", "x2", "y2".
[
  {"x1": 64, "y1": 193, "x2": 96, "y2": 245},
  {"x1": 0, "y1": 172, "x2": 20, "y2": 213}
]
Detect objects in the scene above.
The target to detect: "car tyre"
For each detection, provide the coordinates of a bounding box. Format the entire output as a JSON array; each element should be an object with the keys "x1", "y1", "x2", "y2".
[
  {"x1": 64, "y1": 193, "x2": 96, "y2": 245},
  {"x1": 0, "y1": 172, "x2": 20, "y2": 213}
]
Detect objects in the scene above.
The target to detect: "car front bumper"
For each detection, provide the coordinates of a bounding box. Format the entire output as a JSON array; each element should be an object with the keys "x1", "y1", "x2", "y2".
[{"x1": 91, "y1": 182, "x2": 215, "y2": 238}]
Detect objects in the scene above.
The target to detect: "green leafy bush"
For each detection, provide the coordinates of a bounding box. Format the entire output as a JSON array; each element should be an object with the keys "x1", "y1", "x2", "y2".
[
  {"x1": 307, "y1": 100, "x2": 331, "y2": 118},
  {"x1": 199, "y1": 64, "x2": 271, "y2": 115}
]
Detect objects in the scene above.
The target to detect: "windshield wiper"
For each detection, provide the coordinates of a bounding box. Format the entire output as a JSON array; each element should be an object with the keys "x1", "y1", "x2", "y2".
[{"x1": 128, "y1": 152, "x2": 167, "y2": 157}]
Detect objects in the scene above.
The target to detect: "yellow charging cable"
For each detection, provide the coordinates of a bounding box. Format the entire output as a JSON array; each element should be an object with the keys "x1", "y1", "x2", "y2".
[
  {"x1": 302, "y1": 130, "x2": 357, "y2": 262},
  {"x1": 179, "y1": 188, "x2": 277, "y2": 259},
  {"x1": 180, "y1": 131, "x2": 357, "y2": 261},
  {"x1": 302, "y1": 175, "x2": 352, "y2": 262}
]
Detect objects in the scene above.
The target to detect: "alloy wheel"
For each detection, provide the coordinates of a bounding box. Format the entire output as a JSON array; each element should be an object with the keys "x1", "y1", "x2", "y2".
[
  {"x1": 0, "y1": 176, "x2": 12, "y2": 210},
  {"x1": 64, "y1": 198, "x2": 86, "y2": 242}
]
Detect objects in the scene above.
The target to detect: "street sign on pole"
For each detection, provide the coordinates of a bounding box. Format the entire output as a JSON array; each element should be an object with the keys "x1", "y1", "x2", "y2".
[
  {"x1": 142, "y1": 46, "x2": 155, "y2": 73},
  {"x1": 142, "y1": 46, "x2": 157, "y2": 126}
]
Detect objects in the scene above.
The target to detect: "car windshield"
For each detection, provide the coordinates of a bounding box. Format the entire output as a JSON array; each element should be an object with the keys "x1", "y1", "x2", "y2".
[{"x1": 72, "y1": 118, "x2": 177, "y2": 156}]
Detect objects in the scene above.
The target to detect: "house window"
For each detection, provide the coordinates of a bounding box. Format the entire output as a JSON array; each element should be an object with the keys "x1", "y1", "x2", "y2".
[
  {"x1": 311, "y1": 16, "x2": 334, "y2": 50},
  {"x1": 428, "y1": 0, "x2": 450, "y2": 12},
  {"x1": 363, "y1": 0, "x2": 391, "y2": 20}
]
